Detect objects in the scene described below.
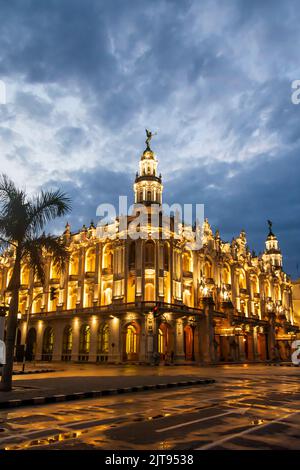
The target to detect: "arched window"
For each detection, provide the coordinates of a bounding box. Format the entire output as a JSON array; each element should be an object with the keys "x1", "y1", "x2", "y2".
[
  {"x1": 98, "y1": 324, "x2": 109, "y2": 353},
  {"x1": 222, "y1": 265, "x2": 231, "y2": 285},
  {"x1": 145, "y1": 282, "x2": 155, "y2": 301},
  {"x1": 145, "y1": 241, "x2": 155, "y2": 267},
  {"x1": 183, "y1": 251, "x2": 192, "y2": 272},
  {"x1": 129, "y1": 242, "x2": 136, "y2": 268},
  {"x1": 69, "y1": 252, "x2": 79, "y2": 276},
  {"x1": 239, "y1": 272, "x2": 247, "y2": 290},
  {"x1": 85, "y1": 247, "x2": 96, "y2": 272},
  {"x1": 147, "y1": 190, "x2": 151, "y2": 201},
  {"x1": 21, "y1": 265, "x2": 30, "y2": 285},
  {"x1": 79, "y1": 325, "x2": 91, "y2": 354},
  {"x1": 50, "y1": 261, "x2": 60, "y2": 280},
  {"x1": 265, "y1": 281, "x2": 271, "y2": 298},
  {"x1": 103, "y1": 245, "x2": 113, "y2": 271},
  {"x1": 204, "y1": 260, "x2": 212, "y2": 279}
]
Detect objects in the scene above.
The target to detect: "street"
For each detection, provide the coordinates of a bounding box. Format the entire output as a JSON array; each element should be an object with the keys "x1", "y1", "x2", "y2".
[{"x1": 0, "y1": 365, "x2": 300, "y2": 450}]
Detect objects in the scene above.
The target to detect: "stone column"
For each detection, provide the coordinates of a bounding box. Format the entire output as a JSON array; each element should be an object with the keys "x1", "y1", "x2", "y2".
[
  {"x1": 253, "y1": 326, "x2": 260, "y2": 361},
  {"x1": 89, "y1": 318, "x2": 98, "y2": 362},
  {"x1": 71, "y1": 320, "x2": 80, "y2": 361},
  {"x1": 267, "y1": 312, "x2": 276, "y2": 361},
  {"x1": 139, "y1": 316, "x2": 147, "y2": 362},
  {"x1": 237, "y1": 334, "x2": 246, "y2": 361}
]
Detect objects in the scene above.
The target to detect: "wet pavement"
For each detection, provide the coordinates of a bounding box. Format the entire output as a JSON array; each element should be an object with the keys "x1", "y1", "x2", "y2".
[{"x1": 0, "y1": 365, "x2": 300, "y2": 450}]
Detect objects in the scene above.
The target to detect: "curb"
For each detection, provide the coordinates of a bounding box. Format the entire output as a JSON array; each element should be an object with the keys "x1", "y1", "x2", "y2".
[
  {"x1": 0, "y1": 378, "x2": 215, "y2": 410},
  {"x1": 265, "y1": 363, "x2": 299, "y2": 367},
  {"x1": 12, "y1": 369, "x2": 56, "y2": 375}
]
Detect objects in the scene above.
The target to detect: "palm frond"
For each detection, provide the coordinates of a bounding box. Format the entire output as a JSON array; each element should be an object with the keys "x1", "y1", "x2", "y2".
[
  {"x1": 24, "y1": 233, "x2": 69, "y2": 276},
  {"x1": 22, "y1": 240, "x2": 46, "y2": 285},
  {"x1": 27, "y1": 190, "x2": 71, "y2": 234}
]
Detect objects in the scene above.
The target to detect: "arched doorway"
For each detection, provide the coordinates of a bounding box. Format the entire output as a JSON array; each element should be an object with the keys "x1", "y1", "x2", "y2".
[
  {"x1": 123, "y1": 322, "x2": 140, "y2": 361},
  {"x1": 26, "y1": 328, "x2": 36, "y2": 361},
  {"x1": 62, "y1": 326, "x2": 72, "y2": 361},
  {"x1": 79, "y1": 324, "x2": 90, "y2": 362},
  {"x1": 42, "y1": 327, "x2": 54, "y2": 361},
  {"x1": 158, "y1": 323, "x2": 173, "y2": 361},
  {"x1": 184, "y1": 325, "x2": 194, "y2": 361}
]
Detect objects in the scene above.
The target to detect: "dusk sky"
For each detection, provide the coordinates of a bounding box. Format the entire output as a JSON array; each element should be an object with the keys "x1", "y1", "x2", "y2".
[{"x1": 0, "y1": 0, "x2": 299, "y2": 277}]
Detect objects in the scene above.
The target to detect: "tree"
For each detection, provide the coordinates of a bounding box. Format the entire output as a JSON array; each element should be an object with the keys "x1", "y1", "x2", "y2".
[{"x1": 0, "y1": 175, "x2": 71, "y2": 391}]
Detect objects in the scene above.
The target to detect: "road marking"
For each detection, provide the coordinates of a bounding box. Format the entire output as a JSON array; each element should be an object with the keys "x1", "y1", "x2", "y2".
[
  {"x1": 196, "y1": 410, "x2": 300, "y2": 450},
  {"x1": 156, "y1": 410, "x2": 244, "y2": 433}
]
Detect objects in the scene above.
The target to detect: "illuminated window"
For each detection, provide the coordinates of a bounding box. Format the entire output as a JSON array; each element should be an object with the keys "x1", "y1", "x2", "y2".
[
  {"x1": 21, "y1": 266, "x2": 30, "y2": 285},
  {"x1": 69, "y1": 253, "x2": 79, "y2": 275},
  {"x1": 85, "y1": 247, "x2": 96, "y2": 272},
  {"x1": 204, "y1": 261, "x2": 212, "y2": 279},
  {"x1": 145, "y1": 282, "x2": 155, "y2": 301}
]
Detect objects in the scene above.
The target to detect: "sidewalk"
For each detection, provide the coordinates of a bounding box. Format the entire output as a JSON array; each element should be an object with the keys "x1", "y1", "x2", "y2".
[{"x1": 0, "y1": 363, "x2": 215, "y2": 410}]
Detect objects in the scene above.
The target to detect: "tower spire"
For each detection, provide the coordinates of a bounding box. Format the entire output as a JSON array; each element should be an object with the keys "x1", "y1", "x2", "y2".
[
  {"x1": 133, "y1": 130, "x2": 163, "y2": 206},
  {"x1": 263, "y1": 220, "x2": 282, "y2": 268}
]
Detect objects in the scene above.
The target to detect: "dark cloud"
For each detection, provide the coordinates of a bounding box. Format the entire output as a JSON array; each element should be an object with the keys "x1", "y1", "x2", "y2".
[{"x1": 0, "y1": 0, "x2": 299, "y2": 277}]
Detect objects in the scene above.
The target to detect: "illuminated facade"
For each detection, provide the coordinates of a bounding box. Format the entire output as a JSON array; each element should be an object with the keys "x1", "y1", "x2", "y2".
[{"x1": 0, "y1": 141, "x2": 298, "y2": 364}]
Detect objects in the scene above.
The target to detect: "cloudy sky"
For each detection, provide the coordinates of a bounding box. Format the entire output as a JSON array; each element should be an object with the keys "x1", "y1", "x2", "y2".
[{"x1": 0, "y1": 0, "x2": 299, "y2": 277}]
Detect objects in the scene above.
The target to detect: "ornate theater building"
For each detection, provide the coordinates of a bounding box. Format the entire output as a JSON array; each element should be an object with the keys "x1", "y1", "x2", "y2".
[{"x1": 0, "y1": 135, "x2": 299, "y2": 364}]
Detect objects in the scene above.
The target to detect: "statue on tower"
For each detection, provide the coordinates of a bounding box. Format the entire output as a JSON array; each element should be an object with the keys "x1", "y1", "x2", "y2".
[
  {"x1": 145, "y1": 129, "x2": 157, "y2": 150},
  {"x1": 267, "y1": 219, "x2": 274, "y2": 236}
]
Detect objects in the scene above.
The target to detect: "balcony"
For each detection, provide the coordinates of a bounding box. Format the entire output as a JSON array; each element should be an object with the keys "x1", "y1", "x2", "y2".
[
  {"x1": 85, "y1": 271, "x2": 95, "y2": 279},
  {"x1": 33, "y1": 281, "x2": 42, "y2": 288},
  {"x1": 69, "y1": 274, "x2": 79, "y2": 281},
  {"x1": 49, "y1": 277, "x2": 59, "y2": 284},
  {"x1": 183, "y1": 270, "x2": 193, "y2": 278}
]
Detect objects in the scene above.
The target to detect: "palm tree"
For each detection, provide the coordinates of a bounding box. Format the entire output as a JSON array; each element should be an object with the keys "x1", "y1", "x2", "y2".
[{"x1": 0, "y1": 175, "x2": 71, "y2": 391}]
